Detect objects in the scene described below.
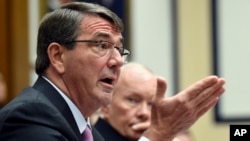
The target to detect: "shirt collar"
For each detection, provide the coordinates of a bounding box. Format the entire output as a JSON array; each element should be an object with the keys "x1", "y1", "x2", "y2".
[{"x1": 42, "y1": 76, "x2": 91, "y2": 134}]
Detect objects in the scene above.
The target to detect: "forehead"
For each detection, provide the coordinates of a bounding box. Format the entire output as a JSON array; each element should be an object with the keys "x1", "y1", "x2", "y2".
[
  {"x1": 114, "y1": 74, "x2": 156, "y2": 98},
  {"x1": 79, "y1": 14, "x2": 123, "y2": 41}
]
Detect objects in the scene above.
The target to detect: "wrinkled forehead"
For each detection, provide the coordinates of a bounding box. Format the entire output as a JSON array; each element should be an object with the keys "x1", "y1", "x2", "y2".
[
  {"x1": 82, "y1": 14, "x2": 122, "y2": 32},
  {"x1": 79, "y1": 15, "x2": 123, "y2": 42}
]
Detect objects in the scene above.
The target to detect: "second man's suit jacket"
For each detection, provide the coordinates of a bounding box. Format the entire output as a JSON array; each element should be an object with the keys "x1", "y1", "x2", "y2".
[{"x1": 94, "y1": 118, "x2": 130, "y2": 141}]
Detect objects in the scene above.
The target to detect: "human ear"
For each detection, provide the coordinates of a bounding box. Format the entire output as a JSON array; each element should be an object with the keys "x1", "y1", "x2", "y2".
[{"x1": 47, "y1": 42, "x2": 65, "y2": 74}]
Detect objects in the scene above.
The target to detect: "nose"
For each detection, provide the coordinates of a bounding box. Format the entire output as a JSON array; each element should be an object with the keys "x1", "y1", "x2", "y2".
[
  {"x1": 107, "y1": 48, "x2": 124, "y2": 68},
  {"x1": 136, "y1": 102, "x2": 151, "y2": 120}
]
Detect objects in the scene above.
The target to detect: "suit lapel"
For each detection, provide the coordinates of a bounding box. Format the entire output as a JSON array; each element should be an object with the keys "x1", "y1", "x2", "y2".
[{"x1": 33, "y1": 76, "x2": 82, "y2": 141}]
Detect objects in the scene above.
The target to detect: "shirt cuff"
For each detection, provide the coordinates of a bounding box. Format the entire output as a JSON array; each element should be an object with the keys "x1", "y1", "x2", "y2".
[{"x1": 138, "y1": 136, "x2": 150, "y2": 141}]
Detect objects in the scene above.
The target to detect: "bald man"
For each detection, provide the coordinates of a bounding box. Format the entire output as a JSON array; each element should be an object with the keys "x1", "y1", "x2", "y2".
[{"x1": 94, "y1": 62, "x2": 157, "y2": 141}]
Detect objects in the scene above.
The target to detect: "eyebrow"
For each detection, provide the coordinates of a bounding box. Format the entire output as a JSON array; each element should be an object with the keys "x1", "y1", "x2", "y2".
[{"x1": 93, "y1": 32, "x2": 124, "y2": 44}]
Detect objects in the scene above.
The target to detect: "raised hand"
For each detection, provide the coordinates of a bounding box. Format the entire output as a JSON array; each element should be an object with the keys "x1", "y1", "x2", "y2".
[{"x1": 143, "y1": 76, "x2": 225, "y2": 141}]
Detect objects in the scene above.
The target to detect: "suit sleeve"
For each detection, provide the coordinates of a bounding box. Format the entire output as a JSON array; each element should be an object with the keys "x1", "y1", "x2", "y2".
[{"x1": 0, "y1": 124, "x2": 69, "y2": 141}]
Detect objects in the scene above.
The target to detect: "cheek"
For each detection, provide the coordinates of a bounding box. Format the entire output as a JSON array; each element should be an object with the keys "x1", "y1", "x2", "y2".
[
  {"x1": 110, "y1": 102, "x2": 135, "y2": 123},
  {"x1": 67, "y1": 52, "x2": 101, "y2": 77},
  {"x1": 63, "y1": 52, "x2": 97, "y2": 85}
]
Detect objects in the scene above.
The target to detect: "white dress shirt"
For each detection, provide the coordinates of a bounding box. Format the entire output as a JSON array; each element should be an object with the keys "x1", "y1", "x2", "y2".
[
  {"x1": 42, "y1": 76, "x2": 90, "y2": 134},
  {"x1": 139, "y1": 136, "x2": 150, "y2": 141}
]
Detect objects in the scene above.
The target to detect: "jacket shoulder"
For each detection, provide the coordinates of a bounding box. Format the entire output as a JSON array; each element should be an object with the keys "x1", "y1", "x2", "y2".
[{"x1": 0, "y1": 87, "x2": 78, "y2": 141}]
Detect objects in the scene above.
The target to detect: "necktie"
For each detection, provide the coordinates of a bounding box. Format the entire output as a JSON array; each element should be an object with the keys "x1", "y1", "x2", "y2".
[{"x1": 82, "y1": 126, "x2": 93, "y2": 141}]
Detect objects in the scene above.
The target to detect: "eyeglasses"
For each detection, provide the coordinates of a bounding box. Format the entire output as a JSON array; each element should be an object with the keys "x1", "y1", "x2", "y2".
[{"x1": 68, "y1": 40, "x2": 131, "y2": 63}]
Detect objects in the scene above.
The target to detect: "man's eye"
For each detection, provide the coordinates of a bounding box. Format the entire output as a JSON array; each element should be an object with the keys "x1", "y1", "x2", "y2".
[
  {"x1": 148, "y1": 102, "x2": 153, "y2": 107},
  {"x1": 127, "y1": 97, "x2": 137, "y2": 103},
  {"x1": 98, "y1": 42, "x2": 109, "y2": 49}
]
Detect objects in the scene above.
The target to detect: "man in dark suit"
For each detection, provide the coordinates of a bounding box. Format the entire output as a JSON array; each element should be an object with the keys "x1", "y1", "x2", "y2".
[
  {"x1": 0, "y1": 2, "x2": 226, "y2": 141},
  {"x1": 0, "y1": 2, "x2": 125, "y2": 141}
]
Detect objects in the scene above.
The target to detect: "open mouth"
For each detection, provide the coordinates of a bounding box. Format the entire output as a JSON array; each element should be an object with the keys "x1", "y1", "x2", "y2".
[{"x1": 101, "y1": 78, "x2": 113, "y2": 85}]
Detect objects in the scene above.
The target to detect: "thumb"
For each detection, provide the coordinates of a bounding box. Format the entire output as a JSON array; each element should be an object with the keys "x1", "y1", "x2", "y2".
[{"x1": 155, "y1": 76, "x2": 167, "y2": 101}]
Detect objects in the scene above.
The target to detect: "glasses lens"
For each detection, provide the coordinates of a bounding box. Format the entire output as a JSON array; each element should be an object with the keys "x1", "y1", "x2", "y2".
[{"x1": 92, "y1": 41, "x2": 131, "y2": 63}]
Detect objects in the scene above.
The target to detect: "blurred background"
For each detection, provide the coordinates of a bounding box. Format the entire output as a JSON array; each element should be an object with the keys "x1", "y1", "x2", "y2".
[{"x1": 1, "y1": 0, "x2": 250, "y2": 140}]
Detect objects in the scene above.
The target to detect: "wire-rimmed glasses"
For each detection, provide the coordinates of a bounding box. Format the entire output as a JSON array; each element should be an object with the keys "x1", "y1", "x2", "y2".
[{"x1": 67, "y1": 40, "x2": 130, "y2": 63}]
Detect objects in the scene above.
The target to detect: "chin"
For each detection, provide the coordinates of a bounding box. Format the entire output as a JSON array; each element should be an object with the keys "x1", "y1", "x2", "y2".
[
  {"x1": 102, "y1": 99, "x2": 112, "y2": 106},
  {"x1": 100, "y1": 94, "x2": 112, "y2": 106}
]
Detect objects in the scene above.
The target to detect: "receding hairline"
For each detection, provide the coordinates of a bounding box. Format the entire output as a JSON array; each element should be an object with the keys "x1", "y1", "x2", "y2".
[
  {"x1": 121, "y1": 62, "x2": 153, "y2": 74},
  {"x1": 119, "y1": 62, "x2": 156, "y2": 84}
]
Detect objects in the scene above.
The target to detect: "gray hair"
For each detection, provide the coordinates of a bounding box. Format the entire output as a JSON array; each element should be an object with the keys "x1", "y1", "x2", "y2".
[{"x1": 35, "y1": 2, "x2": 123, "y2": 75}]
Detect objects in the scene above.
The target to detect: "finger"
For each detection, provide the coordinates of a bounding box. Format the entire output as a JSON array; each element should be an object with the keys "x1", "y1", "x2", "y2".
[
  {"x1": 196, "y1": 97, "x2": 219, "y2": 118},
  {"x1": 196, "y1": 86, "x2": 225, "y2": 114},
  {"x1": 132, "y1": 121, "x2": 151, "y2": 131},
  {"x1": 201, "y1": 78, "x2": 225, "y2": 97},
  {"x1": 154, "y1": 76, "x2": 167, "y2": 102},
  {"x1": 194, "y1": 78, "x2": 225, "y2": 106},
  {"x1": 173, "y1": 137, "x2": 181, "y2": 141},
  {"x1": 179, "y1": 76, "x2": 220, "y2": 100}
]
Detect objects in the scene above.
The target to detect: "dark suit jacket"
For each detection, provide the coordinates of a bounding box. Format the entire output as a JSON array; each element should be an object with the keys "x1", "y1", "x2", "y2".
[
  {"x1": 0, "y1": 76, "x2": 104, "y2": 141},
  {"x1": 94, "y1": 118, "x2": 130, "y2": 141}
]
